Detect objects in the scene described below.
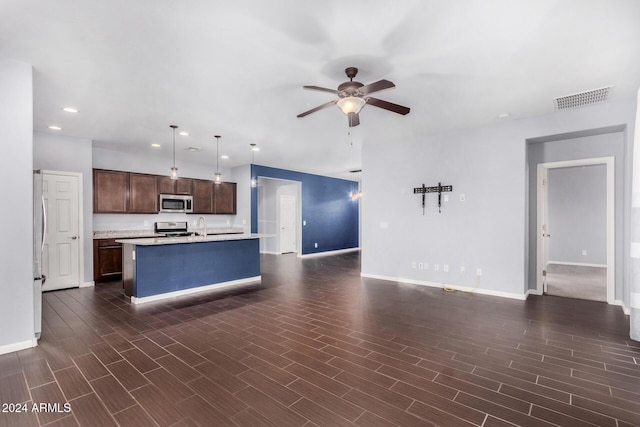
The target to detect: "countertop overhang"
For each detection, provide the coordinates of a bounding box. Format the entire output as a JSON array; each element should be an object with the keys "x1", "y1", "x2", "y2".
[{"x1": 116, "y1": 233, "x2": 272, "y2": 246}]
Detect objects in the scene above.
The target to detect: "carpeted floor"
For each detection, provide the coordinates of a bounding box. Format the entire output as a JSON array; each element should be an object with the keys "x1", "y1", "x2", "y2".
[{"x1": 545, "y1": 263, "x2": 607, "y2": 302}]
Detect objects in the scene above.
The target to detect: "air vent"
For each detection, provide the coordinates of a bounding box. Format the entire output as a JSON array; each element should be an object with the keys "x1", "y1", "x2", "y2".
[{"x1": 553, "y1": 86, "x2": 612, "y2": 110}]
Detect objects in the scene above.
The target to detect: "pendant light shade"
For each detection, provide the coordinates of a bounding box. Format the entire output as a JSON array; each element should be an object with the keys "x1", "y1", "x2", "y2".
[
  {"x1": 214, "y1": 135, "x2": 222, "y2": 184},
  {"x1": 337, "y1": 96, "x2": 366, "y2": 115},
  {"x1": 250, "y1": 143, "x2": 258, "y2": 188},
  {"x1": 169, "y1": 125, "x2": 178, "y2": 180}
]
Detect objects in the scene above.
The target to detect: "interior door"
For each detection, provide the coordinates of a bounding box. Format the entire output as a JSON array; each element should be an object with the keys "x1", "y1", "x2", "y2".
[
  {"x1": 42, "y1": 172, "x2": 81, "y2": 291},
  {"x1": 279, "y1": 195, "x2": 296, "y2": 254}
]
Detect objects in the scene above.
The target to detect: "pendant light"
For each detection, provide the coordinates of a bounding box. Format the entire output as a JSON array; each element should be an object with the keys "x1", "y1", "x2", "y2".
[
  {"x1": 169, "y1": 125, "x2": 178, "y2": 180},
  {"x1": 349, "y1": 169, "x2": 362, "y2": 201},
  {"x1": 214, "y1": 135, "x2": 222, "y2": 184},
  {"x1": 250, "y1": 143, "x2": 259, "y2": 188}
]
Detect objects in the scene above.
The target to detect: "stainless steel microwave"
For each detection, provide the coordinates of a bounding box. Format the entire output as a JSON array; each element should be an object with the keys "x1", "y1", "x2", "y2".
[{"x1": 159, "y1": 194, "x2": 193, "y2": 213}]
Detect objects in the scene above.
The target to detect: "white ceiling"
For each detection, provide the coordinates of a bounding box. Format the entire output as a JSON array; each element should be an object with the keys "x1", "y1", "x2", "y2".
[{"x1": 1, "y1": 0, "x2": 639, "y2": 178}]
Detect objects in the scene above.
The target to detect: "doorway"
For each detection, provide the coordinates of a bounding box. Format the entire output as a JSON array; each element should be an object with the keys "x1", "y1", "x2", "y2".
[
  {"x1": 42, "y1": 171, "x2": 84, "y2": 291},
  {"x1": 536, "y1": 157, "x2": 614, "y2": 302},
  {"x1": 257, "y1": 177, "x2": 301, "y2": 255}
]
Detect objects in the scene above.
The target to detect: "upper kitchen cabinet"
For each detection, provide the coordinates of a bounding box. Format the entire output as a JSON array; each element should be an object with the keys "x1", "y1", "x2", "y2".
[
  {"x1": 158, "y1": 176, "x2": 192, "y2": 195},
  {"x1": 192, "y1": 179, "x2": 214, "y2": 214},
  {"x1": 94, "y1": 169, "x2": 128, "y2": 213},
  {"x1": 129, "y1": 173, "x2": 158, "y2": 213},
  {"x1": 214, "y1": 182, "x2": 237, "y2": 214}
]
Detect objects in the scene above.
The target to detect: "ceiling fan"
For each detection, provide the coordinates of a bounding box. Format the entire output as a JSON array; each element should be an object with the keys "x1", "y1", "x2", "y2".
[{"x1": 297, "y1": 67, "x2": 410, "y2": 127}]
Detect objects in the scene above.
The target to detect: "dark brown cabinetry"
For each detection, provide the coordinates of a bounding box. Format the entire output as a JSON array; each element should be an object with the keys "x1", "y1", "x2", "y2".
[
  {"x1": 158, "y1": 176, "x2": 192, "y2": 195},
  {"x1": 93, "y1": 239, "x2": 122, "y2": 283},
  {"x1": 129, "y1": 173, "x2": 158, "y2": 213},
  {"x1": 192, "y1": 179, "x2": 214, "y2": 213},
  {"x1": 93, "y1": 170, "x2": 128, "y2": 213},
  {"x1": 93, "y1": 168, "x2": 235, "y2": 215},
  {"x1": 214, "y1": 182, "x2": 237, "y2": 214}
]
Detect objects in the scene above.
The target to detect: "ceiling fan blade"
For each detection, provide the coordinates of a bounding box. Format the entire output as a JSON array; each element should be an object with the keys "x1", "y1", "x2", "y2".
[
  {"x1": 303, "y1": 85, "x2": 339, "y2": 95},
  {"x1": 297, "y1": 100, "x2": 337, "y2": 118},
  {"x1": 347, "y1": 112, "x2": 360, "y2": 127},
  {"x1": 366, "y1": 97, "x2": 410, "y2": 115},
  {"x1": 359, "y1": 79, "x2": 395, "y2": 96}
]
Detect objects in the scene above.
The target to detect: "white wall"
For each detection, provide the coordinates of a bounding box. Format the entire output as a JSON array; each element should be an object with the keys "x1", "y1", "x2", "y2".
[
  {"x1": 362, "y1": 98, "x2": 635, "y2": 301},
  {"x1": 34, "y1": 133, "x2": 94, "y2": 284},
  {"x1": 92, "y1": 146, "x2": 235, "y2": 231},
  {"x1": 0, "y1": 59, "x2": 35, "y2": 352},
  {"x1": 548, "y1": 165, "x2": 607, "y2": 265}
]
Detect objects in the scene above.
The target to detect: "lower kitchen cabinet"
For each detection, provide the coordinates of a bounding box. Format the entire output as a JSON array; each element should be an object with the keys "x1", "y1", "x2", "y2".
[{"x1": 93, "y1": 239, "x2": 123, "y2": 283}]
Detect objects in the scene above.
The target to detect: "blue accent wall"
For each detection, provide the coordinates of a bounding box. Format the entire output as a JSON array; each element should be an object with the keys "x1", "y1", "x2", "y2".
[{"x1": 250, "y1": 164, "x2": 359, "y2": 255}]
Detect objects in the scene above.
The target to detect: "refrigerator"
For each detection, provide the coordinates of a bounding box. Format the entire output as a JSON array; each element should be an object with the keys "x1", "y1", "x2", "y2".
[{"x1": 33, "y1": 170, "x2": 46, "y2": 339}]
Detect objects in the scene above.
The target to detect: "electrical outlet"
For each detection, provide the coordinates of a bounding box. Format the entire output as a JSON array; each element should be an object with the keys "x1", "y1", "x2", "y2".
[
  {"x1": 582, "y1": 249, "x2": 587, "y2": 255},
  {"x1": 444, "y1": 195, "x2": 449, "y2": 202},
  {"x1": 460, "y1": 266, "x2": 466, "y2": 273},
  {"x1": 143, "y1": 220, "x2": 149, "y2": 226},
  {"x1": 434, "y1": 264, "x2": 440, "y2": 271},
  {"x1": 443, "y1": 264, "x2": 449, "y2": 272},
  {"x1": 314, "y1": 243, "x2": 318, "y2": 248},
  {"x1": 411, "y1": 261, "x2": 416, "y2": 269},
  {"x1": 418, "y1": 262, "x2": 424, "y2": 270},
  {"x1": 476, "y1": 268, "x2": 482, "y2": 276},
  {"x1": 459, "y1": 193, "x2": 466, "y2": 202},
  {"x1": 303, "y1": 220, "x2": 306, "y2": 226},
  {"x1": 424, "y1": 263, "x2": 429, "y2": 270}
]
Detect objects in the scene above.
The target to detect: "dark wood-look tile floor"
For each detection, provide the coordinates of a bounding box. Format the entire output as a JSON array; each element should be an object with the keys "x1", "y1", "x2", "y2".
[{"x1": 1, "y1": 252, "x2": 639, "y2": 427}]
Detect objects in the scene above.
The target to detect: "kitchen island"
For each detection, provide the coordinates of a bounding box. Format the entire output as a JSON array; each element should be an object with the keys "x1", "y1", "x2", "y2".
[{"x1": 117, "y1": 233, "x2": 268, "y2": 304}]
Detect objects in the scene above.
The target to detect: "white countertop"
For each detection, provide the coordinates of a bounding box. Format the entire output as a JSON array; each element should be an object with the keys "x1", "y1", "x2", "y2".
[
  {"x1": 116, "y1": 233, "x2": 273, "y2": 246},
  {"x1": 94, "y1": 227, "x2": 244, "y2": 240}
]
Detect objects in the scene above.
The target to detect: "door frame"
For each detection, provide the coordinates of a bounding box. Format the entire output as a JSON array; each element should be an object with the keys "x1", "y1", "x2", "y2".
[
  {"x1": 536, "y1": 157, "x2": 614, "y2": 303},
  {"x1": 42, "y1": 170, "x2": 84, "y2": 290}
]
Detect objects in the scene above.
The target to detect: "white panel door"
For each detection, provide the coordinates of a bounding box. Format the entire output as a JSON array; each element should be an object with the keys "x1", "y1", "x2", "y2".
[
  {"x1": 42, "y1": 173, "x2": 80, "y2": 291},
  {"x1": 279, "y1": 195, "x2": 296, "y2": 254}
]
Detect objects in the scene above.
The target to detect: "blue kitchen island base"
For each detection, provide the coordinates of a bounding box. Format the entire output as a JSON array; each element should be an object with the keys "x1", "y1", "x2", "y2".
[{"x1": 120, "y1": 237, "x2": 261, "y2": 304}]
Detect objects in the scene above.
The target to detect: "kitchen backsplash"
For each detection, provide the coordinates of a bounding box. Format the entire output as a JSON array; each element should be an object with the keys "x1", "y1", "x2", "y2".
[{"x1": 93, "y1": 213, "x2": 244, "y2": 232}]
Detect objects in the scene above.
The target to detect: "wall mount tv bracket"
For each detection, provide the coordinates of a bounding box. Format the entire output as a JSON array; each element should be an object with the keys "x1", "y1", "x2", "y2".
[{"x1": 413, "y1": 182, "x2": 453, "y2": 214}]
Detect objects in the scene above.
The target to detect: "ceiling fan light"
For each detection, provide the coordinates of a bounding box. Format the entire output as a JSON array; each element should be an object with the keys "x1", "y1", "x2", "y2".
[{"x1": 337, "y1": 96, "x2": 366, "y2": 115}]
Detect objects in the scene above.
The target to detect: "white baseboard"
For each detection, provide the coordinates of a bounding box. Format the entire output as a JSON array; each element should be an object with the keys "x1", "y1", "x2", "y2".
[
  {"x1": 80, "y1": 281, "x2": 95, "y2": 288},
  {"x1": 547, "y1": 261, "x2": 607, "y2": 268},
  {"x1": 613, "y1": 300, "x2": 631, "y2": 315},
  {"x1": 131, "y1": 276, "x2": 261, "y2": 304},
  {"x1": 299, "y1": 247, "x2": 360, "y2": 258},
  {"x1": 0, "y1": 338, "x2": 37, "y2": 355},
  {"x1": 360, "y1": 273, "x2": 527, "y2": 301},
  {"x1": 527, "y1": 288, "x2": 543, "y2": 296},
  {"x1": 260, "y1": 251, "x2": 280, "y2": 255}
]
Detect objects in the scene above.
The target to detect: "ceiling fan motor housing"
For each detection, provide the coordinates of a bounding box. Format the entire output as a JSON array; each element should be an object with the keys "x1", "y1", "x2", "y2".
[{"x1": 338, "y1": 81, "x2": 364, "y2": 98}]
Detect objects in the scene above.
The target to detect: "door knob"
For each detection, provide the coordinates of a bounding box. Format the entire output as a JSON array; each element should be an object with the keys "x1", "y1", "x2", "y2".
[{"x1": 69, "y1": 236, "x2": 78, "y2": 240}]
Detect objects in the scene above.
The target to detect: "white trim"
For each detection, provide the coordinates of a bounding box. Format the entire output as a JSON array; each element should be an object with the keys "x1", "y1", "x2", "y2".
[
  {"x1": 80, "y1": 281, "x2": 95, "y2": 288},
  {"x1": 631, "y1": 292, "x2": 640, "y2": 309},
  {"x1": 0, "y1": 338, "x2": 37, "y2": 355},
  {"x1": 299, "y1": 247, "x2": 360, "y2": 258},
  {"x1": 536, "y1": 157, "x2": 615, "y2": 304},
  {"x1": 547, "y1": 261, "x2": 607, "y2": 268},
  {"x1": 527, "y1": 288, "x2": 543, "y2": 296},
  {"x1": 360, "y1": 273, "x2": 527, "y2": 300},
  {"x1": 614, "y1": 300, "x2": 631, "y2": 315},
  {"x1": 131, "y1": 276, "x2": 261, "y2": 304},
  {"x1": 260, "y1": 251, "x2": 281, "y2": 255},
  {"x1": 631, "y1": 242, "x2": 640, "y2": 259}
]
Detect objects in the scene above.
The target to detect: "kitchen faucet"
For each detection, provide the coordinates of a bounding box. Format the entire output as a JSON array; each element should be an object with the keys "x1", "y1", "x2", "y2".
[{"x1": 196, "y1": 216, "x2": 207, "y2": 238}]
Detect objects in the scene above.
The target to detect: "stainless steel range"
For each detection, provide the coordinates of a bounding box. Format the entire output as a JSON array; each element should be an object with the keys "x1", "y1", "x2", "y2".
[{"x1": 154, "y1": 221, "x2": 195, "y2": 237}]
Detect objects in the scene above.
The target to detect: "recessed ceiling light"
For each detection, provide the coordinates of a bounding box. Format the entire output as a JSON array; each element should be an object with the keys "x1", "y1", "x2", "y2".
[
  {"x1": 48, "y1": 125, "x2": 62, "y2": 130},
  {"x1": 62, "y1": 107, "x2": 78, "y2": 113},
  {"x1": 186, "y1": 147, "x2": 200, "y2": 152},
  {"x1": 150, "y1": 143, "x2": 161, "y2": 148},
  {"x1": 497, "y1": 113, "x2": 511, "y2": 119},
  {"x1": 221, "y1": 155, "x2": 229, "y2": 159},
  {"x1": 179, "y1": 131, "x2": 189, "y2": 136}
]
